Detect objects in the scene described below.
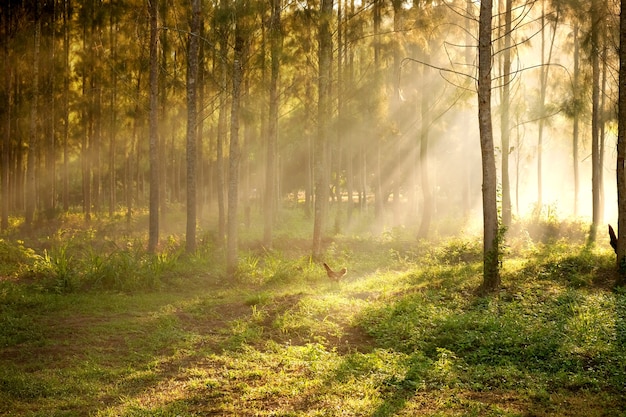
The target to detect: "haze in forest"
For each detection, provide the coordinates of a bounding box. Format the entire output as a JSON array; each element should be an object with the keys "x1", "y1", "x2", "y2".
[{"x1": 0, "y1": 0, "x2": 618, "y2": 245}]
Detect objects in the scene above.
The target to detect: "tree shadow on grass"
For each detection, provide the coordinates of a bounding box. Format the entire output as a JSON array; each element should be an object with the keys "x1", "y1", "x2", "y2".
[{"x1": 350, "y1": 249, "x2": 626, "y2": 416}]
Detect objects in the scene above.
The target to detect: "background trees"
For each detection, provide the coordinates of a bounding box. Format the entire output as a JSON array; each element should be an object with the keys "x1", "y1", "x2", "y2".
[{"x1": 0, "y1": 0, "x2": 621, "y2": 280}]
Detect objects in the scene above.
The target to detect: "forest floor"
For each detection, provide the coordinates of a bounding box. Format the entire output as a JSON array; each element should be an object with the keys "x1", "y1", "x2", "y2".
[{"x1": 0, "y1": 212, "x2": 625, "y2": 416}]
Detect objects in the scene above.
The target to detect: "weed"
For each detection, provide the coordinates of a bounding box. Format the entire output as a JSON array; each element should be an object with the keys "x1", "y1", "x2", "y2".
[{"x1": 32, "y1": 244, "x2": 77, "y2": 292}]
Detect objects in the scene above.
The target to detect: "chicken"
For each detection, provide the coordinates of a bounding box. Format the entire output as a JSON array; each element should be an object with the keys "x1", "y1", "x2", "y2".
[
  {"x1": 609, "y1": 224, "x2": 618, "y2": 253},
  {"x1": 323, "y1": 262, "x2": 347, "y2": 281}
]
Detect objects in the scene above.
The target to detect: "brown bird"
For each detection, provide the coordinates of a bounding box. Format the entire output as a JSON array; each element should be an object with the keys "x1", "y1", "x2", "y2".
[
  {"x1": 609, "y1": 224, "x2": 618, "y2": 253},
  {"x1": 323, "y1": 262, "x2": 347, "y2": 282}
]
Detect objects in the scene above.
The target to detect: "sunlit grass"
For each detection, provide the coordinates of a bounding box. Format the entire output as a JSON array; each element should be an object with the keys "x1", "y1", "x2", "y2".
[{"x1": 0, "y1": 212, "x2": 625, "y2": 415}]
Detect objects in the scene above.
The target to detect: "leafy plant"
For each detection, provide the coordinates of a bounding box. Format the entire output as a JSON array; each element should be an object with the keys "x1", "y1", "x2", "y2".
[{"x1": 0, "y1": 239, "x2": 38, "y2": 277}]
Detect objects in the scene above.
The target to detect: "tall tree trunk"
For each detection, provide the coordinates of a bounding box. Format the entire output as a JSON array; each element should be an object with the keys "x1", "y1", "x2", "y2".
[
  {"x1": 334, "y1": 0, "x2": 344, "y2": 234},
  {"x1": 572, "y1": 22, "x2": 580, "y2": 217},
  {"x1": 81, "y1": 1, "x2": 94, "y2": 222},
  {"x1": 197, "y1": 22, "x2": 206, "y2": 220},
  {"x1": 312, "y1": 0, "x2": 333, "y2": 259},
  {"x1": 92, "y1": 21, "x2": 102, "y2": 216},
  {"x1": 537, "y1": 0, "x2": 558, "y2": 214},
  {"x1": 616, "y1": 0, "x2": 626, "y2": 286},
  {"x1": 62, "y1": 0, "x2": 70, "y2": 213},
  {"x1": 418, "y1": 66, "x2": 432, "y2": 239},
  {"x1": 109, "y1": 9, "x2": 118, "y2": 217},
  {"x1": 391, "y1": 0, "x2": 403, "y2": 228},
  {"x1": 590, "y1": 0, "x2": 601, "y2": 242},
  {"x1": 372, "y1": 0, "x2": 384, "y2": 230},
  {"x1": 2, "y1": 9, "x2": 11, "y2": 230},
  {"x1": 227, "y1": 33, "x2": 244, "y2": 274},
  {"x1": 264, "y1": 0, "x2": 281, "y2": 248},
  {"x1": 186, "y1": 0, "x2": 201, "y2": 253},
  {"x1": 148, "y1": 0, "x2": 160, "y2": 252},
  {"x1": 462, "y1": 0, "x2": 474, "y2": 219},
  {"x1": 44, "y1": 2, "x2": 56, "y2": 219},
  {"x1": 478, "y1": 0, "x2": 500, "y2": 291},
  {"x1": 215, "y1": 1, "x2": 229, "y2": 245},
  {"x1": 344, "y1": 0, "x2": 354, "y2": 225},
  {"x1": 25, "y1": 0, "x2": 41, "y2": 229},
  {"x1": 599, "y1": 28, "x2": 608, "y2": 224},
  {"x1": 216, "y1": 93, "x2": 227, "y2": 244},
  {"x1": 160, "y1": 0, "x2": 172, "y2": 213},
  {"x1": 500, "y1": 0, "x2": 513, "y2": 227}
]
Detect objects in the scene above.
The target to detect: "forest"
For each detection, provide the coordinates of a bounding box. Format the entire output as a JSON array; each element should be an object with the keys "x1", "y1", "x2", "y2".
[{"x1": 2, "y1": 0, "x2": 626, "y2": 415}]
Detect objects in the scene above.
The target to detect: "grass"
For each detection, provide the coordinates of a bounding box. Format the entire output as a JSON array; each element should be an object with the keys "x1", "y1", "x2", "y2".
[{"x1": 0, "y1": 210, "x2": 625, "y2": 416}]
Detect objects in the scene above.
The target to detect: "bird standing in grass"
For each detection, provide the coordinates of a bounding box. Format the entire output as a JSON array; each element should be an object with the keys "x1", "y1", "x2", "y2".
[
  {"x1": 609, "y1": 224, "x2": 618, "y2": 253},
  {"x1": 323, "y1": 262, "x2": 347, "y2": 282}
]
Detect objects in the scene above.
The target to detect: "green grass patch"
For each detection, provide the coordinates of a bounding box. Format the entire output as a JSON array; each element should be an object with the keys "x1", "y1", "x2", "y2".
[{"x1": 0, "y1": 215, "x2": 625, "y2": 415}]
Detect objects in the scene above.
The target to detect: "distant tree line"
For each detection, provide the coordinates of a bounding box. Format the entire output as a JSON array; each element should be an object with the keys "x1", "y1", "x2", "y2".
[{"x1": 0, "y1": 0, "x2": 621, "y2": 284}]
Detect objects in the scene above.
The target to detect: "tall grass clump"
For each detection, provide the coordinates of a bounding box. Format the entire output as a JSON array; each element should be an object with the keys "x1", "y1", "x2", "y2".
[
  {"x1": 0, "y1": 239, "x2": 39, "y2": 277},
  {"x1": 28, "y1": 237, "x2": 190, "y2": 293},
  {"x1": 235, "y1": 250, "x2": 320, "y2": 286}
]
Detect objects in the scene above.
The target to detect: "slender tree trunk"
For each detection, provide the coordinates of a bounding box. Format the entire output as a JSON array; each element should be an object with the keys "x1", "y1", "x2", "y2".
[
  {"x1": 599, "y1": 31, "x2": 608, "y2": 224},
  {"x1": 92, "y1": 12, "x2": 102, "y2": 216},
  {"x1": 344, "y1": 0, "x2": 354, "y2": 225},
  {"x1": 334, "y1": 0, "x2": 344, "y2": 234},
  {"x1": 372, "y1": 0, "x2": 383, "y2": 230},
  {"x1": 500, "y1": 0, "x2": 513, "y2": 227},
  {"x1": 109, "y1": 10, "x2": 118, "y2": 217},
  {"x1": 462, "y1": 0, "x2": 474, "y2": 219},
  {"x1": 159, "y1": 0, "x2": 169, "y2": 218},
  {"x1": 44, "y1": 4, "x2": 56, "y2": 219},
  {"x1": 572, "y1": 23, "x2": 580, "y2": 217},
  {"x1": 312, "y1": 0, "x2": 333, "y2": 259},
  {"x1": 391, "y1": 0, "x2": 403, "y2": 228},
  {"x1": 537, "y1": 7, "x2": 545, "y2": 211},
  {"x1": 2, "y1": 12, "x2": 11, "y2": 230},
  {"x1": 590, "y1": 0, "x2": 601, "y2": 242},
  {"x1": 62, "y1": 0, "x2": 70, "y2": 213},
  {"x1": 25, "y1": 0, "x2": 41, "y2": 229},
  {"x1": 148, "y1": 0, "x2": 160, "y2": 252},
  {"x1": 197, "y1": 22, "x2": 206, "y2": 220},
  {"x1": 537, "y1": 1, "x2": 558, "y2": 214},
  {"x1": 216, "y1": 2, "x2": 229, "y2": 245},
  {"x1": 478, "y1": 0, "x2": 500, "y2": 291},
  {"x1": 304, "y1": 70, "x2": 314, "y2": 218},
  {"x1": 216, "y1": 96, "x2": 227, "y2": 244},
  {"x1": 186, "y1": 0, "x2": 201, "y2": 253},
  {"x1": 616, "y1": 0, "x2": 626, "y2": 286},
  {"x1": 264, "y1": 0, "x2": 281, "y2": 248},
  {"x1": 227, "y1": 33, "x2": 245, "y2": 274},
  {"x1": 418, "y1": 64, "x2": 431, "y2": 239}
]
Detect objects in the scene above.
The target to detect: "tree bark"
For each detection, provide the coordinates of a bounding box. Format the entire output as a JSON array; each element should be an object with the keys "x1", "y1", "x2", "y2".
[
  {"x1": 264, "y1": 0, "x2": 281, "y2": 248},
  {"x1": 590, "y1": 0, "x2": 601, "y2": 242},
  {"x1": 25, "y1": 0, "x2": 41, "y2": 229},
  {"x1": 109, "y1": 9, "x2": 118, "y2": 217},
  {"x1": 536, "y1": 1, "x2": 558, "y2": 215},
  {"x1": 478, "y1": 0, "x2": 500, "y2": 291},
  {"x1": 500, "y1": 0, "x2": 513, "y2": 227},
  {"x1": 572, "y1": 22, "x2": 580, "y2": 217},
  {"x1": 44, "y1": 3, "x2": 56, "y2": 219},
  {"x1": 148, "y1": 0, "x2": 160, "y2": 252},
  {"x1": 616, "y1": 0, "x2": 626, "y2": 286},
  {"x1": 227, "y1": 34, "x2": 244, "y2": 274},
  {"x1": 418, "y1": 64, "x2": 431, "y2": 239},
  {"x1": 215, "y1": 0, "x2": 229, "y2": 245},
  {"x1": 186, "y1": 0, "x2": 201, "y2": 253},
  {"x1": 312, "y1": 0, "x2": 333, "y2": 259},
  {"x1": 2, "y1": 14, "x2": 10, "y2": 231},
  {"x1": 62, "y1": 0, "x2": 71, "y2": 213}
]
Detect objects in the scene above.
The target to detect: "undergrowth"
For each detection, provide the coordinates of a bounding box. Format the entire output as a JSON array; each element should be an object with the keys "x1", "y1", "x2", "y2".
[{"x1": 0, "y1": 211, "x2": 624, "y2": 416}]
